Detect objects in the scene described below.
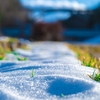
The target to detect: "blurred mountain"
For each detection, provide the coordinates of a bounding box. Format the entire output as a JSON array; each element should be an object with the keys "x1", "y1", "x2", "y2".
[
  {"x1": 61, "y1": 5, "x2": 100, "y2": 30},
  {"x1": 61, "y1": 13, "x2": 89, "y2": 29}
]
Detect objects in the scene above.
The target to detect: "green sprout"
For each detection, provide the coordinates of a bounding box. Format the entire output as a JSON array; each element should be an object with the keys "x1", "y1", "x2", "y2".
[
  {"x1": 76, "y1": 52, "x2": 80, "y2": 57},
  {"x1": 31, "y1": 69, "x2": 34, "y2": 78},
  {"x1": 86, "y1": 61, "x2": 91, "y2": 67},
  {"x1": 0, "y1": 57, "x2": 3, "y2": 60},
  {"x1": 88, "y1": 69, "x2": 100, "y2": 82},
  {"x1": 0, "y1": 54, "x2": 4, "y2": 60},
  {"x1": 17, "y1": 57, "x2": 28, "y2": 61},
  {"x1": 92, "y1": 69, "x2": 96, "y2": 78},
  {"x1": 94, "y1": 73, "x2": 100, "y2": 82},
  {"x1": 61, "y1": 94, "x2": 64, "y2": 98},
  {"x1": 12, "y1": 51, "x2": 18, "y2": 55}
]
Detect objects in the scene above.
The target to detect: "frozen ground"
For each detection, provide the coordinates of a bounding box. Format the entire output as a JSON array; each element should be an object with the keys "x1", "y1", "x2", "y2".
[{"x1": 0, "y1": 42, "x2": 100, "y2": 100}]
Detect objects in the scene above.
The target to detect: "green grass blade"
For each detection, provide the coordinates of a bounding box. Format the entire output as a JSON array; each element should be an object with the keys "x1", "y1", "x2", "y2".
[
  {"x1": 61, "y1": 94, "x2": 64, "y2": 98},
  {"x1": 31, "y1": 69, "x2": 34, "y2": 78},
  {"x1": 92, "y1": 69, "x2": 96, "y2": 78}
]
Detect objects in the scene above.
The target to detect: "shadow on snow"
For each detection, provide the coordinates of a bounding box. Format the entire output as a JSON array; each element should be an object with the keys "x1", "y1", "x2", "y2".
[
  {"x1": 47, "y1": 77, "x2": 93, "y2": 97},
  {"x1": 0, "y1": 63, "x2": 42, "y2": 72}
]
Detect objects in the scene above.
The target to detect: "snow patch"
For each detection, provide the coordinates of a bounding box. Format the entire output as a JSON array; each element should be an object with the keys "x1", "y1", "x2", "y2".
[{"x1": 0, "y1": 42, "x2": 100, "y2": 100}]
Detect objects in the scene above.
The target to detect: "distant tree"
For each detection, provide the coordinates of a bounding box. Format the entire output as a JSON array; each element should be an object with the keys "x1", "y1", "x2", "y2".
[
  {"x1": 0, "y1": 0, "x2": 30, "y2": 38},
  {"x1": 0, "y1": 0, "x2": 28, "y2": 26},
  {"x1": 0, "y1": 9, "x2": 3, "y2": 22},
  {"x1": 31, "y1": 21, "x2": 63, "y2": 41}
]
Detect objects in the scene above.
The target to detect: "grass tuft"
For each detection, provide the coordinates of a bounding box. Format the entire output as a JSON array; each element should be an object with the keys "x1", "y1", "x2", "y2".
[
  {"x1": 61, "y1": 94, "x2": 64, "y2": 98},
  {"x1": 67, "y1": 44, "x2": 100, "y2": 82},
  {"x1": 31, "y1": 69, "x2": 34, "y2": 78}
]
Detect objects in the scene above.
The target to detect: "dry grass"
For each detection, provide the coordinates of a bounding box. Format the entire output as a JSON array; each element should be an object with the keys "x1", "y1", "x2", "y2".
[
  {"x1": 67, "y1": 43, "x2": 100, "y2": 82},
  {"x1": 0, "y1": 37, "x2": 28, "y2": 60}
]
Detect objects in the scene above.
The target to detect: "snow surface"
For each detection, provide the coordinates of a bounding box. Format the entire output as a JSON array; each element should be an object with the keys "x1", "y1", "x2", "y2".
[{"x1": 0, "y1": 42, "x2": 100, "y2": 100}]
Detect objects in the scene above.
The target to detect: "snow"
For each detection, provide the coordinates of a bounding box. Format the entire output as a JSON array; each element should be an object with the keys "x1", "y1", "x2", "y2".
[{"x1": 0, "y1": 42, "x2": 100, "y2": 100}]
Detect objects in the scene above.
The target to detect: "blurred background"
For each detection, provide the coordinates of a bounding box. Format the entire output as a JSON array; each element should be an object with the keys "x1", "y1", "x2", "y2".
[{"x1": 0, "y1": 0, "x2": 100, "y2": 43}]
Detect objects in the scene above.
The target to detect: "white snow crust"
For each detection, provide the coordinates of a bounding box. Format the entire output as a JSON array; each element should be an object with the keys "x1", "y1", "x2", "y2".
[{"x1": 0, "y1": 42, "x2": 100, "y2": 100}]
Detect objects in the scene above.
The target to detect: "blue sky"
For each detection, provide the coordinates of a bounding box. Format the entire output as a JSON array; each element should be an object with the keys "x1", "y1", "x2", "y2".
[
  {"x1": 71, "y1": 0, "x2": 100, "y2": 9},
  {"x1": 20, "y1": 0, "x2": 100, "y2": 10},
  {"x1": 20, "y1": 0, "x2": 100, "y2": 22}
]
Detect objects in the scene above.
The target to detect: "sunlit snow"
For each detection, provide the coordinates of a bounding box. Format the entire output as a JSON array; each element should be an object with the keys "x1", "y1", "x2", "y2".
[{"x1": 0, "y1": 42, "x2": 100, "y2": 100}]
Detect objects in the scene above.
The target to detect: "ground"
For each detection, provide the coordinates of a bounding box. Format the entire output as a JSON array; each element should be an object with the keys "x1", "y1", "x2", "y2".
[{"x1": 0, "y1": 42, "x2": 100, "y2": 100}]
